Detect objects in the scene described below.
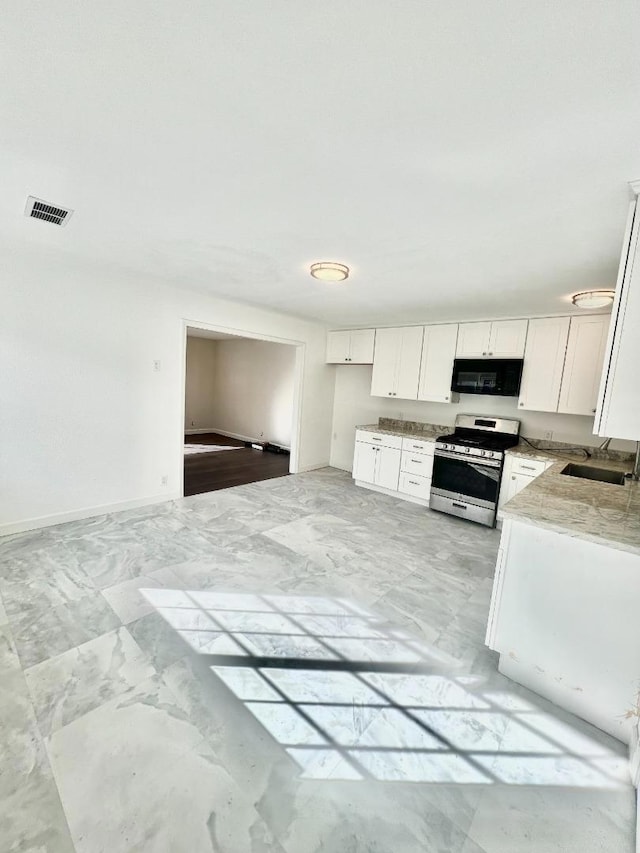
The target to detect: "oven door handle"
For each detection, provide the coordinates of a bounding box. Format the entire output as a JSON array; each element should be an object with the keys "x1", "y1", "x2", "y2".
[{"x1": 434, "y1": 449, "x2": 501, "y2": 468}]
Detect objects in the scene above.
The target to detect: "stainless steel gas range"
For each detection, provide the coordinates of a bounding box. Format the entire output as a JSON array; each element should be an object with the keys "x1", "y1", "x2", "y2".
[{"x1": 430, "y1": 414, "x2": 520, "y2": 527}]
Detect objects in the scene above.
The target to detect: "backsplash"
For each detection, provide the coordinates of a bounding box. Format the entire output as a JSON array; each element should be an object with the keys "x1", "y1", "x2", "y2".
[
  {"x1": 377, "y1": 417, "x2": 635, "y2": 462},
  {"x1": 378, "y1": 417, "x2": 449, "y2": 435}
]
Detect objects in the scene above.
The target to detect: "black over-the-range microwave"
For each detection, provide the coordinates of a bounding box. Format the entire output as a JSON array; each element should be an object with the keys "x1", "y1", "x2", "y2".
[{"x1": 451, "y1": 358, "x2": 524, "y2": 397}]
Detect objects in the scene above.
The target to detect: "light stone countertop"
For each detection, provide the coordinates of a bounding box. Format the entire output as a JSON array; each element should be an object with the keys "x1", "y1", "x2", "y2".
[
  {"x1": 501, "y1": 455, "x2": 640, "y2": 556},
  {"x1": 356, "y1": 423, "x2": 440, "y2": 441}
]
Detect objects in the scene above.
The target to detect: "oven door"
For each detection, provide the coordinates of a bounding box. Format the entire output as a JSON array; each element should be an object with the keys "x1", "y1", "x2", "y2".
[{"x1": 431, "y1": 449, "x2": 501, "y2": 509}]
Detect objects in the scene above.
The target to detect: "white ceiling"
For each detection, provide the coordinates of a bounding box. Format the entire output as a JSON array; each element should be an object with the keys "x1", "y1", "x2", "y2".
[{"x1": 1, "y1": 2, "x2": 639, "y2": 326}]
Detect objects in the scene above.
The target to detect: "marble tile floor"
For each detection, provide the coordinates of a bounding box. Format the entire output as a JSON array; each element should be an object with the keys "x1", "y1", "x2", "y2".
[{"x1": 0, "y1": 468, "x2": 635, "y2": 852}]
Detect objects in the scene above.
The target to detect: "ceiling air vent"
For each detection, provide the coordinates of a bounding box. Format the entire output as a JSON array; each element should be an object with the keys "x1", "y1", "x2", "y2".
[{"x1": 25, "y1": 196, "x2": 73, "y2": 227}]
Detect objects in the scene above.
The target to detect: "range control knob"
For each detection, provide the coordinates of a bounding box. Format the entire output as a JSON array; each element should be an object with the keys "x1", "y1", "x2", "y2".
[
  {"x1": 464, "y1": 447, "x2": 470, "y2": 454},
  {"x1": 480, "y1": 449, "x2": 486, "y2": 456}
]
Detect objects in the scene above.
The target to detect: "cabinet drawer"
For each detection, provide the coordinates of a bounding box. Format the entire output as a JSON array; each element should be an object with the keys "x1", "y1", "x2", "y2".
[
  {"x1": 401, "y1": 451, "x2": 434, "y2": 478},
  {"x1": 509, "y1": 456, "x2": 547, "y2": 477},
  {"x1": 398, "y1": 472, "x2": 432, "y2": 500},
  {"x1": 401, "y1": 437, "x2": 435, "y2": 455},
  {"x1": 356, "y1": 430, "x2": 403, "y2": 450}
]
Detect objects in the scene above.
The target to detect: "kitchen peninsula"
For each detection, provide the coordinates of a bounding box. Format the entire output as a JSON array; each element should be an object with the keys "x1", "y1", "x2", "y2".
[{"x1": 486, "y1": 454, "x2": 640, "y2": 744}]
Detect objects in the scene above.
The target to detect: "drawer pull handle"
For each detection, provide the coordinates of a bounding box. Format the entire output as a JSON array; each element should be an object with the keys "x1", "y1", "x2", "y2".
[
  {"x1": 372, "y1": 438, "x2": 381, "y2": 441},
  {"x1": 452, "y1": 502, "x2": 467, "y2": 510},
  {"x1": 411, "y1": 459, "x2": 422, "y2": 464},
  {"x1": 520, "y1": 465, "x2": 536, "y2": 471},
  {"x1": 408, "y1": 480, "x2": 420, "y2": 486}
]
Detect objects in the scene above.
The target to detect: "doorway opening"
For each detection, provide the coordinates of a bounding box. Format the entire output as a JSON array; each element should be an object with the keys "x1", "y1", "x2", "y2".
[{"x1": 182, "y1": 325, "x2": 301, "y2": 497}]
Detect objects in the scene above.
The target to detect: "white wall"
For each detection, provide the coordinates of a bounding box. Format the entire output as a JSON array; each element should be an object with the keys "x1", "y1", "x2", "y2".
[
  {"x1": 0, "y1": 249, "x2": 334, "y2": 534},
  {"x1": 211, "y1": 338, "x2": 295, "y2": 447},
  {"x1": 184, "y1": 337, "x2": 218, "y2": 431},
  {"x1": 330, "y1": 365, "x2": 634, "y2": 471}
]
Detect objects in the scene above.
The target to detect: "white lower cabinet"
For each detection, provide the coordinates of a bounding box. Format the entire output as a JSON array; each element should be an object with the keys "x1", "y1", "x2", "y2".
[
  {"x1": 398, "y1": 472, "x2": 431, "y2": 501},
  {"x1": 376, "y1": 446, "x2": 402, "y2": 490},
  {"x1": 500, "y1": 471, "x2": 536, "y2": 506},
  {"x1": 498, "y1": 454, "x2": 552, "y2": 510},
  {"x1": 352, "y1": 434, "x2": 401, "y2": 491},
  {"x1": 486, "y1": 518, "x2": 640, "y2": 743},
  {"x1": 353, "y1": 430, "x2": 434, "y2": 505},
  {"x1": 352, "y1": 440, "x2": 378, "y2": 485}
]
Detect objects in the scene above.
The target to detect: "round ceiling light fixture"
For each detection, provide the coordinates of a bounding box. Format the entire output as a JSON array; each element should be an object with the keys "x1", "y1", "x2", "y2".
[
  {"x1": 310, "y1": 262, "x2": 350, "y2": 282},
  {"x1": 571, "y1": 290, "x2": 615, "y2": 310}
]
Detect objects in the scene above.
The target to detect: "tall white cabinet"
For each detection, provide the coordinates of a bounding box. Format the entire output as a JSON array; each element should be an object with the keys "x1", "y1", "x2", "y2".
[
  {"x1": 370, "y1": 326, "x2": 424, "y2": 399},
  {"x1": 417, "y1": 324, "x2": 458, "y2": 403},
  {"x1": 518, "y1": 317, "x2": 570, "y2": 413},
  {"x1": 558, "y1": 314, "x2": 609, "y2": 416},
  {"x1": 595, "y1": 188, "x2": 640, "y2": 440}
]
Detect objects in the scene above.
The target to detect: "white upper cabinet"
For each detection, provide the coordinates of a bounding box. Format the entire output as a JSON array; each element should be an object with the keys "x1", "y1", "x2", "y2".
[
  {"x1": 370, "y1": 328, "x2": 400, "y2": 397},
  {"x1": 488, "y1": 320, "x2": 528, "y2": 358},
  {"x1": 371, "y1": 326, "x2": 423, "y2": 400},
  {"x1": 456, "y1": 322, "x2": 492, "y2": 357},
  {"x1": 558, "y1": 315, "x2": 610, "y2": 416},
  {"x1": 456, "y1": 320, "x2": 527, "y2": 358},
  {"x1": 518, "y1": 317, "x2": 570, "y2": 413},
  {"x1": 326, "y1": 330, "x2": 350, "y2": 362},
  {"x1": 326, "y1": 329, "x2": 375, "y2": 364},
  {"x1": 418, "y1": 324, "x2": 458, "y2": 403},
  {"x1": 349, "y1": 329, "x2": 376, "y2": 363},
  {"x1": 595, "y1": 193, "x2": 640, "y2": 440}
]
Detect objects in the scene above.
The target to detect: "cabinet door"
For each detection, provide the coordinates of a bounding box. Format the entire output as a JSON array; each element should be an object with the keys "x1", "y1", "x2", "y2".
[
  {"x1": 488, "y1": 320, "x2": 528, "y2": 358},
  {"x1": 456, "y1": 322, "x2": 491, "y2": 357},
  {"x1": 375, "y1": 446, "x2": 401, "y2": 490},
  {"x1": 497, "y1": 456, "x2": 513, "y2": 508},
  {"x1": 502, "y1": 472, "x2": 534, "y2": 505},
  {"x1": 395, "y1": 327, "x2": 424, "y2": 400},
  {"x1": 518, "y1": 317, "x2": 570, "y2": 412},
  {"x1": 558, "y1": 315, "x2": 610, "y2": 416},
  {"x1": 418, "y1": 324, "x2": 458, "y2": 402},
  {"x1": 352, "y1": 441, "x2": 377, "y2": 484},
  {"x1": 349, "y1": 329, "x2": 376, "y2": 364},
  {"x1": 595, "y1": 199, "x2": 640, "y2": 438},
  {"x1": 326, "y1": 331, "x2": 351, "y2": 363},
  {"x1": 370, "y1": 328, "x2": 400, "y2": 397}
]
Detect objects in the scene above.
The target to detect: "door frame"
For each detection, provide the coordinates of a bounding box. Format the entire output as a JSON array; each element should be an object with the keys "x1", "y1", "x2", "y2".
[{"x1": 179, "y1": 319, "x2": 305, "y2": 497}]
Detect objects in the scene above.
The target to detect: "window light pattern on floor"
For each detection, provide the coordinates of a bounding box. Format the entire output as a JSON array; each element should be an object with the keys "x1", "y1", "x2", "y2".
[{"x1": 142, "y1": 589, "x2": 629, "y2": 788}]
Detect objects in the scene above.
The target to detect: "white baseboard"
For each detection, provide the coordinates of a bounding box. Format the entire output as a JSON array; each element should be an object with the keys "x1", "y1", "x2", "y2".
[
  {"x1": 185, "y1": 427, "x2": 290, "y2": 451},
  {"x1": 296, "y1": 462, "x2": 331, "y2": 473},
  {"x1": 0, "y1": 492, "x2": 181, "y2": 538}
]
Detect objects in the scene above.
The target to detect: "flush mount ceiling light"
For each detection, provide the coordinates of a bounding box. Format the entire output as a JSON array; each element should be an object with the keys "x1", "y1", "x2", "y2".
[
  {"x1": 571, "y1": 290, "x2": 615, "y2": 309},
  {"x1": 310, "y1": 262, "x2": 349, "y2": 282}
]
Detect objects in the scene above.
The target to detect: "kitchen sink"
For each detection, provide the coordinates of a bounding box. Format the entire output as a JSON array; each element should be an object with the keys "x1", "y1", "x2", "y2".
[{"x1": 561, "y1": 463, "x2": 627, "y2": 486}]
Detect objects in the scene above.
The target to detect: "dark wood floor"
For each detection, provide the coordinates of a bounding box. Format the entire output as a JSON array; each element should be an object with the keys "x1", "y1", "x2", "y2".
[{"x1": 183, "y1": 432, "x2": 291, "y2": 496}]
